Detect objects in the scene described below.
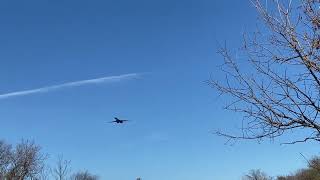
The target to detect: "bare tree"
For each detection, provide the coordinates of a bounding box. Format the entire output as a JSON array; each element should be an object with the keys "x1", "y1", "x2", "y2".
[
  {"x1": 0, "y1": 140, "x2": 12, "y2": 179},
  {"x1": 0, "y1": 140, "x2": 46, "y2": 180},
  {"x1": 0, "y1": 139, "x2": 102, "y2": 180},
  {"x1": 71, "y1": 170, "x2": 99, "y2": 180},
  {"x1": 243, "y1": 169, "x2": 272, "y2": 180},
  {"x1": 9, "y1": 140, "x2": 46, "y2": 180},
  {"x1": 210, "y1": 0, "x2": 320, "y2": 144},
  {"x1": 38, "y1": 165, "x2": 51, "y2": 180},
  {"x1": 51, "y1": 155, "x2": 71, "y2": 180}
]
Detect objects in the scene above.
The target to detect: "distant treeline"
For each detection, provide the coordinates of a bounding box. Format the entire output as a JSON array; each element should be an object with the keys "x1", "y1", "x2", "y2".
[
  {"x1": 243, "y1": 156, "x2": 320, "y2": 180},
  {"x1": 0, "y1": 139, "x2": 99, "y2": 180}
]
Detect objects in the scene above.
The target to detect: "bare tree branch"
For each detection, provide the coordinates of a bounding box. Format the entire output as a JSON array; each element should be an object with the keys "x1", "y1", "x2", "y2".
[{"x1": 210, "y1": 0, "x2": 320, "y2": 144}]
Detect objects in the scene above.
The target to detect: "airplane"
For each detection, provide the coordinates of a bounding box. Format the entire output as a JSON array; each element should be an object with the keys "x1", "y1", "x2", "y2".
[{"x1": 109, "y1": 117, "x2": 129, "y2": 124}]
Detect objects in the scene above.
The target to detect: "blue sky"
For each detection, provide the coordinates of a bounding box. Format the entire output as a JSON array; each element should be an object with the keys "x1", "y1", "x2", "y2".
[{"x1": 0, "y1": 0, "x2": 319, "y2": 179}]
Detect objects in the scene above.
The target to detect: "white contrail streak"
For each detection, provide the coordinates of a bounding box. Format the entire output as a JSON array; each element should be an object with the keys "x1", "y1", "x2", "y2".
[{"x1": 0, "y1": 73, "x2": 140, "y2": 99}]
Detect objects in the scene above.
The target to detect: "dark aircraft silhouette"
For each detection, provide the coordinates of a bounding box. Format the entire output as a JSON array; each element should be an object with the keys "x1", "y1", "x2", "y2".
[{"x1": 109, "y1": 117, "x2": 129, "y2": 124}]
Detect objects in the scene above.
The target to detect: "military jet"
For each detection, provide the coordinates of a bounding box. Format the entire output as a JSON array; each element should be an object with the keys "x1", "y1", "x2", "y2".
[{"x1": 109, "y1": 117, "x2": 129, "y2": 124}]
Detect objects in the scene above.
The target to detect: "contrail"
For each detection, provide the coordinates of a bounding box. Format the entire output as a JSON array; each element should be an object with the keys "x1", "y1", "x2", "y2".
[{"x1": 0, "y1": 73, "x2": 140, "y2": 99}]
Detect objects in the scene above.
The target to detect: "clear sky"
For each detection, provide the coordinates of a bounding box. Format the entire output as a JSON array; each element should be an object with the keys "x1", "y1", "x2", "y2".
[{"x1": 0, "y1": 0, "x2": 319, "y2": 180}]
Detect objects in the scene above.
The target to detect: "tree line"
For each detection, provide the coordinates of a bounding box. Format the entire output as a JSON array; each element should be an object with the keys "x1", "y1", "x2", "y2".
[
  {"x1": 243, "y1": 156, "x2": 320, "y2": 180},
  {"x1": 0, "y1": 139, "x2": 98, "y2": 180}
]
